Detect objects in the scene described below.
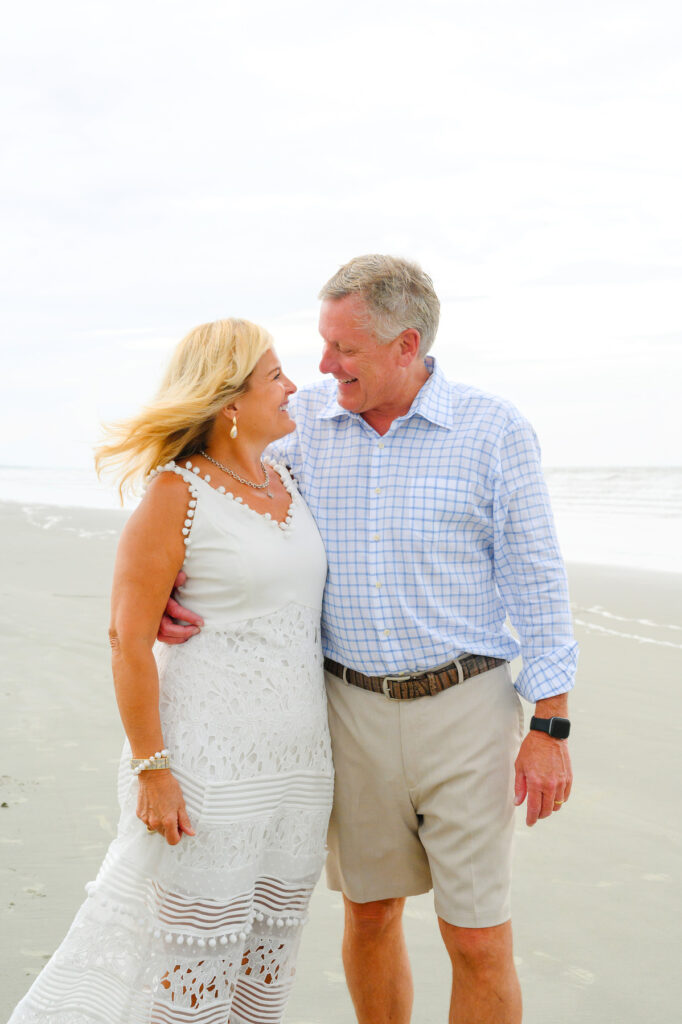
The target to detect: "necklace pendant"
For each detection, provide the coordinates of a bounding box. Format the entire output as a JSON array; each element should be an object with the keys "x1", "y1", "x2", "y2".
[{"x1": 266, "y1": 489, "x2": 273, "y2": 498}]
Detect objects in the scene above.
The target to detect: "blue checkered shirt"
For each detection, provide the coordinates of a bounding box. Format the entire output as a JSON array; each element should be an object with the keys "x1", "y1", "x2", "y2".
[{"x1": 269, "y1": 357, "x2": 577, "y2": 702}]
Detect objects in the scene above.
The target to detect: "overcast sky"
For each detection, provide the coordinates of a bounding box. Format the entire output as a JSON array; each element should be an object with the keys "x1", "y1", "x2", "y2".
[{"x1": 2, "y1": 0, "x2": 681, "y2": 468}]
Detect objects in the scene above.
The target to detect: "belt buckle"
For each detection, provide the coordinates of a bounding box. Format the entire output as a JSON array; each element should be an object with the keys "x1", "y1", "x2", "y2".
[{"x1": 381, "y1": 673, "x2": 412, "y2": 700}]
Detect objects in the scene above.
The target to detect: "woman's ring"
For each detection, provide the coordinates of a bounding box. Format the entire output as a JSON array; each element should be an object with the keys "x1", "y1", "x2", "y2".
[
  {"x1": 554, "y1": 800, "x2": 564, "y2": 806},
  {"x1": 146, "y1": 826, "x2": 156, "y2": 833}
]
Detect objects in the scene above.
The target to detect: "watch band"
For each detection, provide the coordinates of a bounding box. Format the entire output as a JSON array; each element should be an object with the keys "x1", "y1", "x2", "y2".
[{"x1": 530, "y1": 715, "x2": 571, "y2": 739}]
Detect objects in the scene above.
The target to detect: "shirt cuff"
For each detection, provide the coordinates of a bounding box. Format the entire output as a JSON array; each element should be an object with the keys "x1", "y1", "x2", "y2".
[{"x1": 513, "y1": 642, "x2": 579, "y2": 702}]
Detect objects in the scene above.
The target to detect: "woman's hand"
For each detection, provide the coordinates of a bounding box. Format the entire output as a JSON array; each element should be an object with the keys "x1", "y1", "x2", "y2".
[{"x1": 136, "y1": 770, "x2": 195, "y2": 845}]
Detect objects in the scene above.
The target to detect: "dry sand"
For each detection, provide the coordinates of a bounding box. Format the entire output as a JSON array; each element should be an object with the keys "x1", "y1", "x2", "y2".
[{"x1": 1, "y1": 500, "x2": 681, "y2": 1023}]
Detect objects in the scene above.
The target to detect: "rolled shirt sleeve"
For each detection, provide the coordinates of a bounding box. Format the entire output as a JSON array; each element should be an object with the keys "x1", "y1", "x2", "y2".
[{"x1": 492, "y1": 417, "x2": 578, "y2": 702}]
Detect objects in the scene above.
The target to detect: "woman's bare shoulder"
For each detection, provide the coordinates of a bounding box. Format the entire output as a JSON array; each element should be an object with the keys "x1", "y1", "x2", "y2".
[
  {"x1": 111, "y1": 469, "x2": 195, "y2": 631},
  {"x1": 120, "y1": 469, "x2": 193, "y2": 552},
  {"x1": 145, "y1": 467, "x2": 193, "y2": 500}
]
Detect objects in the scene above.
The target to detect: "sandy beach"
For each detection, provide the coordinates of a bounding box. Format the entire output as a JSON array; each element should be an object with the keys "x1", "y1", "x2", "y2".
[{"x1": 1, "y1": 499, "x2": 681, "y2": 1023}]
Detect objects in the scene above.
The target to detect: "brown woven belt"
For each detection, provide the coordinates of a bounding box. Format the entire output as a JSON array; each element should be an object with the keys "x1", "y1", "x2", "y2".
[{"x1": 323, "y1": 654, "x2": 506, "y2": 700}]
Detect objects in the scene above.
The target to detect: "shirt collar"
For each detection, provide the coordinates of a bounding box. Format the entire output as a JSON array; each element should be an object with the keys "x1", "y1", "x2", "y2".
[{"x1": 318, "y1": 356, "x2": 454, "y2": 430}]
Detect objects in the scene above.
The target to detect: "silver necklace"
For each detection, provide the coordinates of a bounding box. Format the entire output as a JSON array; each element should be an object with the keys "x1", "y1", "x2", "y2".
[{"x1": 200, "y1": 451, "x2": 273, "y2": 498}]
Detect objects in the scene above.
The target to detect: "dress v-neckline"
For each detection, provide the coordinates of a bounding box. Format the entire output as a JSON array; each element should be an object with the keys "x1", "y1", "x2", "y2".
[{"x1": 182, "y1": 459, "x2": 296, "y2": 530}]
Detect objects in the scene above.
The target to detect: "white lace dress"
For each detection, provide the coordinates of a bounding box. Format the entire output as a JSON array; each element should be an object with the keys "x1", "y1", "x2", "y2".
[{"x1": 10, "y1": 460, "x2": 334, "y2": 1024}]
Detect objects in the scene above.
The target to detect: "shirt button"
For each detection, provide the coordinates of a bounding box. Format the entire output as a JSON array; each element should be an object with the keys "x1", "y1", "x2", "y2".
[
  {"x1": 383, "y1": 629, "x2": 391, "y2": 637},
  {"x1": 378, "y1": 442, "x2": 385, "y2": 449},
  {"x1": 373, "y1": 534, "x2": 380, "y2": 541},
  {"x1": 375, "y1": 581, "x2": 382, "y2": 589},
  {"x1": 375, "y1": 487, "x2": 381, "y2": 495}
]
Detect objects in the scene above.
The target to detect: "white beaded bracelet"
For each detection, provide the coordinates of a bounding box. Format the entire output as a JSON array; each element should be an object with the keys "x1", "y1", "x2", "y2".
[{"x1": 131, "y1": 750, "x2": 170, "y2": 775}]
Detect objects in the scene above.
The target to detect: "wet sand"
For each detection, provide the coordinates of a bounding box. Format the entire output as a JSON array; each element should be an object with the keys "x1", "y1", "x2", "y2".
[{"x1": 1, "y1": 500, "x2": 681, "y2": 1022}]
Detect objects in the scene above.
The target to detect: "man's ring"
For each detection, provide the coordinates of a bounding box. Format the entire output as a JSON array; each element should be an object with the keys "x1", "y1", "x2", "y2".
[{"x1": 554, "y1": 799, "x2": 564, "y2": 806}]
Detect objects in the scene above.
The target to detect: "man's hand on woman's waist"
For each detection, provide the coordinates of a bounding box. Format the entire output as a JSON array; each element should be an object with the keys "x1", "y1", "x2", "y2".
[{"x1": 157, "y1": 571, "x2": 204, "y2": 645}]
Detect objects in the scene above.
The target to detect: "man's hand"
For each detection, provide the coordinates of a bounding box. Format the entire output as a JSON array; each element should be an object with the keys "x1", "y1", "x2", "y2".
[
  {"x1": 514, "y1": 693, "x2": 572, "y2": 826},
  {"x1": 157, "y1": 571, "x2": 204, "y2": 645},
  {"x1": 514, "y1": 731, "x2": 572, "y2": 826}
]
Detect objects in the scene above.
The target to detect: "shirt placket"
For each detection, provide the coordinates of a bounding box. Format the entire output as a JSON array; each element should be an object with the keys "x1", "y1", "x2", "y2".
[{"x1": 367, "y1": 434, "x2": 392, "y2": 644}]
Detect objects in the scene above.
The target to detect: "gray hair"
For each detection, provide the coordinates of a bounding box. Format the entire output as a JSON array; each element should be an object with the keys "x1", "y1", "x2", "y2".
[{"x1": 318, "y1": 254, "x2": 440, "y2": 356}]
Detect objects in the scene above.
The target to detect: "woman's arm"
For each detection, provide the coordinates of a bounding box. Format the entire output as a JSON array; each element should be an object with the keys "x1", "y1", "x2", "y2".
[{"x1": 109, "y1": 471, "x2": 196, "y2": 844}]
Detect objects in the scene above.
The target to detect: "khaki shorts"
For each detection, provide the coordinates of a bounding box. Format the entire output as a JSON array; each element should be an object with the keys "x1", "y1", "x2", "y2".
[{"x1": 325, "y1": 663, "x2": 523, "y2": 928}]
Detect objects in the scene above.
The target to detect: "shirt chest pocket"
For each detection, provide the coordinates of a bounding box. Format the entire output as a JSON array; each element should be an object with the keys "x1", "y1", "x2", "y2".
[{"x1": 406, "y1": 476, "x2": 481, "y2": 537}]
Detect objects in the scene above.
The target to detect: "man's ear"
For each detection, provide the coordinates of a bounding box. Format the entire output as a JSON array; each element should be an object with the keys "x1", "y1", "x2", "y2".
[{"x1": 397, "y1": 328, "x2": 421, "y2": 365}]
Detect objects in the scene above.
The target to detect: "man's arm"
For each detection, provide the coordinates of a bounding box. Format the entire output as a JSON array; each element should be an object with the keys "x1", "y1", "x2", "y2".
[{"x1": 492, "y1": 417, "x2": 578, "y2": 825}]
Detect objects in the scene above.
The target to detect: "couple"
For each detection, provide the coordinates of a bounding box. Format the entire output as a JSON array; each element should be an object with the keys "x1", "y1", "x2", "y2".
[{"x1": 9, "y1": 255, "x2": 576, "y2": 1024}]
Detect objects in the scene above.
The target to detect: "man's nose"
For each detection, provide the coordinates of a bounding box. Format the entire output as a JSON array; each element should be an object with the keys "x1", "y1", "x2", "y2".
[{"x1": 319, "y1": 344, "x2": 337, "y2": 375}]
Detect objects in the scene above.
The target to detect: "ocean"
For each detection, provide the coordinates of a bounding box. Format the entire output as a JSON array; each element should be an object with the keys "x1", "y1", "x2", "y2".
[{"x1": 1, "y1": 465, "x2": 681, "y2": 575}]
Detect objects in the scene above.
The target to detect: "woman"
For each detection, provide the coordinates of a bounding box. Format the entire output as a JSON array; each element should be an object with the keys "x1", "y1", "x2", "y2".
[{"x1": 9, "y1": 319, "x2": 333, "y2": 1024}]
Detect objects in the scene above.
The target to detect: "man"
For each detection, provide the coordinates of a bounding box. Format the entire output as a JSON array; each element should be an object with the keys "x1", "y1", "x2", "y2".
[{"x1": 162, "y1": 255, "x2": 577, "y2": 1024}]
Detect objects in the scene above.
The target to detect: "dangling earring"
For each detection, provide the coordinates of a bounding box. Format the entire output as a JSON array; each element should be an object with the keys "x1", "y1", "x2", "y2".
[{"x1": 230, "y1": 415, "x2": 238, "y2": 439}]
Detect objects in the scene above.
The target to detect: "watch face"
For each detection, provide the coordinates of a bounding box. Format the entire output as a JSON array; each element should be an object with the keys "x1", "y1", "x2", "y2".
[{"x1": 548, "y1": 717, "x2": 571, "y2": 739}]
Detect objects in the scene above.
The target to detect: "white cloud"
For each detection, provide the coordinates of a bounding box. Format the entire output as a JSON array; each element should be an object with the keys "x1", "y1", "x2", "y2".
[{"x1": 1, "y1": 0, "x2": 680, "y2": 468}]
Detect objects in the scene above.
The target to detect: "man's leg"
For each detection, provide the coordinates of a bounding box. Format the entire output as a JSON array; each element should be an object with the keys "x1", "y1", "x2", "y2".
[
  {"x1": 438, "y1": 918, "x2": 522, "y2": 1024},
  {"x1": 324, "y1": 671, "x2": 430, "y2": 1021},
  {"x1": 342, "y1": 895, "x2": 413, "y2": 1024}
]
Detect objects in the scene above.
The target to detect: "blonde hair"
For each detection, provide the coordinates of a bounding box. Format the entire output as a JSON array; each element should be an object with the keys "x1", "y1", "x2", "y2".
[
  {"x1": 319, "y1": 254, "x2": 440, "y2": 356},
  {"x1": 95, "y1": 318, "x2": 273, "y2": 500}
]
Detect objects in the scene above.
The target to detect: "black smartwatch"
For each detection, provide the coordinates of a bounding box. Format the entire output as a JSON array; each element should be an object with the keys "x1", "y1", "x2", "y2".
[{"x1": 530, "y1": 716, "x2": 571, "y2": 739}]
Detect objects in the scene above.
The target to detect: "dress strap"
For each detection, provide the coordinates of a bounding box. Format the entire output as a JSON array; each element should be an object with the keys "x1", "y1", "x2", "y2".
[{"x1": 265, "y1": 458, "x2": 296, "y2": 490}]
